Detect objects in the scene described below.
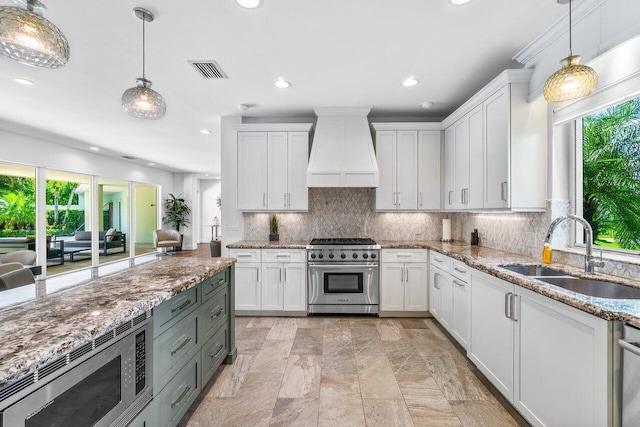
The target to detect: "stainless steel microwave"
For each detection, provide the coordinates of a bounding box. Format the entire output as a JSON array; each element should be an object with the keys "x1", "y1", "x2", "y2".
[{"x1": 1, "y1": 317, "x2": 153, "y2": 427}]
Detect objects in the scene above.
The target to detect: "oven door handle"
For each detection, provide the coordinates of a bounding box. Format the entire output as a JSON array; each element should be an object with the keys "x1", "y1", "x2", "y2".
[
  {"x1": 619, "y1": 339, "x2": 640, "y2": 357},
  {"x1": 307, "y1": 263, "x2": 378, "y2": 268}
]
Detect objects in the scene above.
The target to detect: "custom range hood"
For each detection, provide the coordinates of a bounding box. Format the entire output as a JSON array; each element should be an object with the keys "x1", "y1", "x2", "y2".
[{"x1": 307, "y1": 107, "x2": 379, "y2": 187}]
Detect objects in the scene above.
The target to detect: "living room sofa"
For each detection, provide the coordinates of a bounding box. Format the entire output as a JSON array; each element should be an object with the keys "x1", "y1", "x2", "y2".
[{"x1": 64, "y1": 230, "x2": 127, "y2": 256}]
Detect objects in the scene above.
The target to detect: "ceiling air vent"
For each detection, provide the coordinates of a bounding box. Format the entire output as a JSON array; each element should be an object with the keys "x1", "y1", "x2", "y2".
[{"x1": 189, "y1": 61, "x2": 228, "y2": 79}]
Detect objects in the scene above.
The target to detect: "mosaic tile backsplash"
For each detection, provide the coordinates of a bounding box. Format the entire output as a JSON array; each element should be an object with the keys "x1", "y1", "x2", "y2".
[{"x1": 243, "y1": 189, "x2": 640, "y2": 281}]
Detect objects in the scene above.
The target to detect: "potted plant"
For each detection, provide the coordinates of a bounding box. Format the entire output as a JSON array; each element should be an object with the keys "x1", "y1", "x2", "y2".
[
  {"x1": 162, "y1": 193, "x2": 191, "y2": 250},
  {"x1": 269, "y1": 214, "x2": 279, "y2": 241}
]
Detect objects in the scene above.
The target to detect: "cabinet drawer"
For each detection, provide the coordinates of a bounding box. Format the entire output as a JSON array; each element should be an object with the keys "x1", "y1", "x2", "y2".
[
  {"x1": 154, "y1": 311, "x2": 199, "y2": 393},
  {"x1": 201, "y1": 269, "x2": 229, "y2": 302},
  {"x1": 229, "y1": 249, "x2": 261, "y2": 263},
  {"x1": 429, "y1": 251, "x2": 451, "y2": 272},
  {"x1": 201, "y1": 324, "x2": 229, "y2": 387},
  {"x1": 153, "y1": 352, "x2": 200, "y2": 427},
  {"x1": 451, "y1": 259, "x2": 468, "y2": 282},
  {"x1": 199, "y1": 285, "x2": 229, "y2": 344},
  {"x1": 154, "y1": 286, "x2": 199, "y2": 337},
  {"x1": 382, "y1": 249, "x2": 428, "y2": 263},
  {"x1": 261, "y1": 249, "x2": 306, "y2": 263}
]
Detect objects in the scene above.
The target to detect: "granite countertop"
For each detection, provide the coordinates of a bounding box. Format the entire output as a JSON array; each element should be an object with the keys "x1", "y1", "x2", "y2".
[
  {"x1": 227, "y1": 240, "x2": 310, "y2": 249},
  {"x1": 0, "y1": 257, "x2": 235, "y2": 388}
]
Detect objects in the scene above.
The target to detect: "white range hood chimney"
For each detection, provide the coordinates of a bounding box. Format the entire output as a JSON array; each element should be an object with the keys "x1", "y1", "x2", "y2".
[{"x1": 307, "y1": 107, "x2": 379, "y2": 188}]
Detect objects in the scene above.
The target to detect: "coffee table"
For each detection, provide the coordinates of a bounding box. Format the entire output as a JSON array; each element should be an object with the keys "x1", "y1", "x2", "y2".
[{"x1": 63, "y1": 247, "x2": 90, "y2": 262}]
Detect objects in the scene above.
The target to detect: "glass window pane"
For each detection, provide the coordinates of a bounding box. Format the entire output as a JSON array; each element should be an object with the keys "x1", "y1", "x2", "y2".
[
  {"x1": 98, "y1": 178, "x2": 129, "y2": 265},
  {"x1": 46, "y1": 170, "x2": 92, "y2": 276},
  {"x1": 134, "y1": 183, "x2": 157, "y2": 256},
  {"x1": 0, "y1": 162, "x2": 37, "y2": 307}
]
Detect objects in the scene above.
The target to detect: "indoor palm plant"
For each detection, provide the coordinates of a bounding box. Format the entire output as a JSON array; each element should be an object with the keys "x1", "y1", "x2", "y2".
[{"x1": 162, "y1": 194, "x2": 191, "y2": 249}]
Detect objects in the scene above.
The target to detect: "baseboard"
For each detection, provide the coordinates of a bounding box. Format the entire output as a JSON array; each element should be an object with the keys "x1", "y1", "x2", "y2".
[
  {"x1": 236, "y1": 310, "x2": 308, "y2": 317},
  {"x1": 379, "y1": 311, "x2": 432, "y2": 318}
]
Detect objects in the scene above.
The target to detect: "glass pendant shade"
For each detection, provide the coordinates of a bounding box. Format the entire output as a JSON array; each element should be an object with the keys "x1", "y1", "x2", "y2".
[
  {"x1": 543, "y1": 55, "x2": 598, "y2": 103},
  {"x1": 122, "y1": 77, "x2": 166, "y2": 120},
  {"x1": 0, "y1": 1, "x2": 69, "y2": 68}
]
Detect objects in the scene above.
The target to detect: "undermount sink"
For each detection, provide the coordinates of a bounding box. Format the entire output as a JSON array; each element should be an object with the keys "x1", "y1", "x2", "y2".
[
  {"x1": 541, "y1": 277, "x2": 640, "y2": 299},
  {"x1": 499, "y1": 264, "x2": 568, "y2": 277}
]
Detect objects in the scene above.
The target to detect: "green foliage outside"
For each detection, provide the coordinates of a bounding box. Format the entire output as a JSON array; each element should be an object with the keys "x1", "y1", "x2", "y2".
[
  {"x1": 0, "y1": 177, "x2": 86, "y2": 237},
  {"x1": 583, "y1": 97, "x2": 640, "y2": 250}
]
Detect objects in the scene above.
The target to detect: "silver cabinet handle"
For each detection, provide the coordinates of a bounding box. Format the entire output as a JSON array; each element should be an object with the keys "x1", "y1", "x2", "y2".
[
  {"x1": 510, "y1": 294, "x2": 517, "y2": 322},
  {"x1": 170, "y1": 336, "x2": 192, "y2": 355},
  {"x1": 393, "y1": 192, "x2": 397, "y2": 207},
  {"x1": 434, "y1": 272, "x2": 440, "y2": 289},
  {"x1": 504, "y1": 292, "x2": 512, "y2": 319},
  {"x1": 619, "y1": 339, "x2": 640, "y2": 357},
  {"x1": 284, "y1": 267, "x2": 287, "y2": 282},
  {"x1": 453, "y1": 280, "x2": 465, "y2": 287},
  {"x1": 434, "y1": 257, "x2": 443, "y2": 263},
  {"x1": 211, "y1": 343, "x2": 225, "y2": 358},
  {"x1": 256, "y1": 267, "x2": 259, "y2": 282},
  {"x1": 405, "y1": 268, "x2": 409, "y2": 283},
  {"x1": 280, "y1": 267, "x2": 283, "y2": 282},
  {"x1": 398, "y1": 192, "x2": 401, "y2": 207},
  {"x1": 501, "y1": 181, "x2": 508, "y2": 202},
  {"x1": 263, "y1": 192, "x2": 266, "y2": 208},
  {"x1": 448, "y1": 191, "x2": 453, "y2": 206},
  {"x1": 400, "y1": 268, "x2": 404, "y2": 282},
  {"x1": 453, "y1": 266, "x2": 466, "y2": 274},
  {"x1": 237, "y1": 253, "x2": 253, "y2": 258},
  {"x1": 284, "y1": 192, "x2": 287, "y2": 209},
  {"x1": 288, "y1": 192, "x2": 291, "y2": 208},
  {"x1": 211, "y1": 306, "x2": 223, "y2": 319},
  {"x1": 171, "y1": 299, "x2": 192, "y2": 313},
  {"x1": 171, "y1": 385, "x2": 191, "y2": 408},
  {"x1": 461, "y1": 190, "x2": 465, "y2": 204},
  {"x1": 419, "y1": 192, "x2": 423, "y2": 207},
  {"x1": 276, "y1": 253, "x2": 291, "y2": 257}
]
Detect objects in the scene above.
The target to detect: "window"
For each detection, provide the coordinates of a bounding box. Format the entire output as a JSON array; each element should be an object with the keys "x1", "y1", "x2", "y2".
[{"x1": 577, "y1": 97, "x2": 640, "y2": 253}]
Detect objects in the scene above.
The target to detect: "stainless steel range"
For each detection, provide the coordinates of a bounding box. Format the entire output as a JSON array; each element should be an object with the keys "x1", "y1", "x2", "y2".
[{"x1": 307, "y1": 238, "x2": 380, "y2": 314}]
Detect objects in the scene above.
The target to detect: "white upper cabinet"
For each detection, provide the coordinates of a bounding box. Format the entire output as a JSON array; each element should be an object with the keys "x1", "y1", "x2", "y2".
[
  {"x1": 372, "y1": 123, "x2": 442, "y2": 212},
  {"x1": 442, "y1": 70, "x2": 546, "y2": 211},
  {"x1": 234, "y1": 124, "x2": 312, "y2": 212}
]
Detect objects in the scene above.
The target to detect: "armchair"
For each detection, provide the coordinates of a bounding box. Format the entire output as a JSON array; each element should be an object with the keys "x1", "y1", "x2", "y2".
[
  {"x1": 0, "y1": 262, "x2": 35, "y2": 290},
  {"x1": 0, "y1": 250, "x2": 36, "y2": 265},
  {"x1": 154, "y1": 229, "x2": 181, "y2": 254}
]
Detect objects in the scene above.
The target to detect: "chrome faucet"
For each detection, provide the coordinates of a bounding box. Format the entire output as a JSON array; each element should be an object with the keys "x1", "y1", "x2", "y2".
[{"x1": 544, "y1": 214, "x2": 605, "y2": 273}]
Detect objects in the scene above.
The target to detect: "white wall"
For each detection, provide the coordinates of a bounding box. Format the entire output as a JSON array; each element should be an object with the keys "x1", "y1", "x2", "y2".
[{"x1": 200, "y1": 179, "x2": 221, "y2": 243}]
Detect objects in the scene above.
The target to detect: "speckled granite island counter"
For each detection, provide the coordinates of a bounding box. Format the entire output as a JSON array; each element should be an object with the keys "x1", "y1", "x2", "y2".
[
  {"x1": 0, "y1": 257, "x2": 235, "y2": 389},
  {"x1": 226, "y1": 240, "x2": 309, "y2": 249}
]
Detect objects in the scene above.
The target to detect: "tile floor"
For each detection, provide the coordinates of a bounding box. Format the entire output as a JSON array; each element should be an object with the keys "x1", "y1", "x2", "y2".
[{"x1": 179, "y1": 316, "x2": 529, "y2": 427}]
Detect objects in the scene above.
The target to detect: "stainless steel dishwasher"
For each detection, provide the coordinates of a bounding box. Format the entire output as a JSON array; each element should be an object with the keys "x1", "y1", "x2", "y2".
[{"x1": 619, "y1": 324, "x2": 640, "y2": 426}]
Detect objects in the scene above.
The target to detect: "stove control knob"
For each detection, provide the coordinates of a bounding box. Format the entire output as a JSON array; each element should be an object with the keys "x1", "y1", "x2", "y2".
[
  {"x1": 362, "y1": 253, "x2": 369, "y2": 259},
  {"x1": 340, "y1": 253, "x2": 346, "y2": 259},
  {"x1": 318, "y1": 253, "x2": 324, "y2": 259},
  {"x1": 370, "y1": 253, "x2": 377, "y2": 259},
  {"x1": 352, "y1": 253, "x2": 358, "y2": 259},
  {"x1": 329, "y1": 253, "x2": 334, "y2": 259},
  {"x1": 310, "y1": 253, "x2": 316, "y2": 259}
]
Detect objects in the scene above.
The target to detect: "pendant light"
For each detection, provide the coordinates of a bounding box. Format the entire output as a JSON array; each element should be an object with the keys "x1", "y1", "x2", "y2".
[
  {"x1": 0, "y1": 0, "x2": 69, "y2": 68},
  {"x1": 543, "y1": 0, "x2": 598, "y2": 103},
  {"x1": 121, "y1": 7, "x2": 166, "y2": 120}
]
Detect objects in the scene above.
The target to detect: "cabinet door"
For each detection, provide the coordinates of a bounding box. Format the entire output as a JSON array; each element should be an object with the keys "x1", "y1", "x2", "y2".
[
  {"x1": 418, "y1": 131, "x2": 441, "y2": 210},
  {"x1": 469, "y1": 270, "x2": 515, "y2": 401},
  {"x1": 235, "y1": 263, "x2": 261, "y2": 310},
  {"x1": 453, "y1": 118, "x2": 469, "y2": 209},
  {"x1": 428, "y1": 267, "x2": 441, "y2": 318},
  {"x1": 283, "y1": 263, "x2": 306, "y2": 311},
  {"x1": 267, "y1": 132, "x2": 288, "y2": 210},
  {"x1": 287, "y1": 132, "x2": 309, "y2": 211},
  {"x1": 375, "y1": 131, "x2": 397, "y2": 210},
  {"x1": 439, "y1": 271, "x2": 453, "y2": 331},
  {"x1": 451, "y1": 277, "x2": 468, "y2": 350},
  {"x1": 396, "y1": 131, "x2": 418, "y2": 210},
  {"x1": 404, "y1": 263, "x2": 427, "y2": 311},
  {"x1": 238, "y1": 132, "x2": 268, "y2": 210},
  {"x1": 484, "y1": 85, "x2": 510, "y2": 209},
  {"x1": 380, "y1": 262, "x2": 404, "y2": 311},
  {"x1": 514, "y1": 286, "x2": 610, "y2": 427},
  {"x1": 467, "y1": 105, "x2": 484, "y2": 209},
  {"x1": 261, "y1": 263, "x2": 284, "y2": 310}
]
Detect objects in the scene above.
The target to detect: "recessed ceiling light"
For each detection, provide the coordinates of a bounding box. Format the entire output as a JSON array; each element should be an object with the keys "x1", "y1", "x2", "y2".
[
  {"x1": 274, "y1": 78, "x2": 291, "y2": 89},
  {"x1": 402, "y1": 76, "x2": 419, "y2": 87},
  {"x1": 89, "y1": 147, "x2": 100, "y2": 151},
  {"x1": 200, "y1": 129, "x2": 212, "y2": 134},
  {"x1": 205, "y1": 174, "x2": 210, "y2": 177},
  {"x1": 14, "y1": 78, "x2": 33, "y2": 85},
  {"x1": 148, "y1": 162, "x2": 155, "y2": 166},
  {"x1": 236, "y1": 0, "x2": 262, "y2": 9},
  {"x1": 449, "y1": 0, "x2": 472, "y2": 5}
]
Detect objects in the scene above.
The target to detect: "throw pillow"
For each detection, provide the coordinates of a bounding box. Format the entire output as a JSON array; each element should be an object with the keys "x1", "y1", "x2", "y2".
[{"x1": 105, "y1": 228, "x2": 117, "y2": 242}]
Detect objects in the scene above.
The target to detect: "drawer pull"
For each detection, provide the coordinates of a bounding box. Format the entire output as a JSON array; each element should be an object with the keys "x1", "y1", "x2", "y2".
[
  {"x1": 170, "y1": 385, "x2": 191, "y2": 408},
  {"x1": 237, "y1": 253, "x2": 253, "y2": 258},
  {"x1": 210, "y1": 343, "x2": 225, "y2": 358},
  {"x1": 171, "y1": 299, "x2": 192, "y2": 313},
  {"x1": 211, "y1": 307, "x2": 223, "y2": 319},
  {"x1": 216, "y1": 278, "x2": 225, "y2": 286},
  {"x1": 170, "y1": 336, "x2": 192, "y2": 355},
  {"x1": 276, "y1": 253, "x2": 291, "y2": 257},
  {"x1": 434, "y1": 257, "x2": 443, "y2": 263},
  {"x1": 397, "y1": 253, "x2": 412, "y2": 258},
  {"x1": 453, "y1": 280, "x2": 465, "y2": 287},
  {"x1": 453, "y1": 266, "x2": 466, "y2": 273}
]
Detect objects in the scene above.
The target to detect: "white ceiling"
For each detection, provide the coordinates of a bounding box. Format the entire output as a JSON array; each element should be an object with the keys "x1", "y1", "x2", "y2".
[{"x1": 0, "y1": 0, "x2": 567, "y2": 177}]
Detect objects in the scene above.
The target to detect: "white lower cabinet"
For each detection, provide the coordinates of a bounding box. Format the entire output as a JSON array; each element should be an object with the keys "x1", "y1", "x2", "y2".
[
  {"x1": 380, "y1": 250, "x2": 428, "y2": 314},
  {"x1": 469, "y1": 268, "x2": 614, "y2": 427},
  {"x1": 262, "y1": 263, "x2": 284, "y2": 310},
  {"x1": 450, "y1": 276, "x2": 468, "y2": 350},
  {"x1": 261, "y1": 261, "x2": 306, "y2": 311},
  {"x1": 234, "y1": 263, "x2": 261, "y2": 310}
]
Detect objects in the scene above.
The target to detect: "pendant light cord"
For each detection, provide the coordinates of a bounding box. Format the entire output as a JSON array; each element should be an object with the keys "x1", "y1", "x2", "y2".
[
  {"x1": 568, "y1": 0, "x2": 573, "y2": 56},
  {"x1": 142, "y1": 16, "x2": 146, "y2": 79}
]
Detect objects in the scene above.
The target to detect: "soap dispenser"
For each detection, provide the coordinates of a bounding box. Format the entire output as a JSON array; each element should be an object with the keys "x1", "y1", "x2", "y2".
[{"x1": 542, "y1": 243, "x2": 553, "y2": 264}]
